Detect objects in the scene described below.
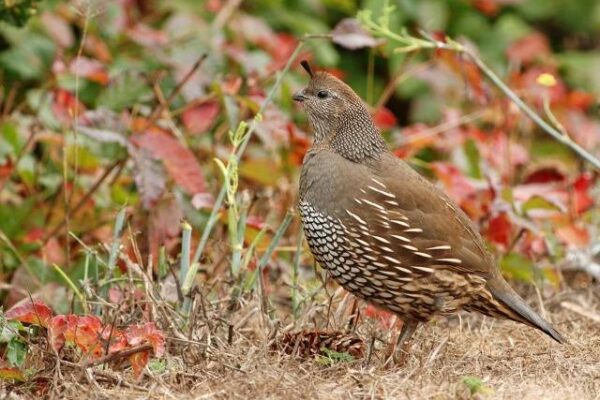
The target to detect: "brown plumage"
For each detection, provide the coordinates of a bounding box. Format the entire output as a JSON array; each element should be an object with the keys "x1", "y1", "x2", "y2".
[{"x1": 293, "y1": 60, "x2": 565, "y2": 358}]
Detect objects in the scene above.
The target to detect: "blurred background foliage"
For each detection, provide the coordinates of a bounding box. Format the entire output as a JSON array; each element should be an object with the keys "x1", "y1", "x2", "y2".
[{"x1": 0, "y1": 0, "x2": 599, "y2": 311}]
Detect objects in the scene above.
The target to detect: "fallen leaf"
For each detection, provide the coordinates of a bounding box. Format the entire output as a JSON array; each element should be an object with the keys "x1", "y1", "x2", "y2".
[
  {"x1": 131, "y1": 130, "x2": 205, "y2": 195},
  {"x1": 0, "y1": 365, "x2": 26, "y2": 382},
  {"x1": 129, "y1": 350, "x2": 150, "y2": 378},
  {"x1": 5, "y1": 300, "x2": 53, "y2": 328},
  {"x1": 182, "y1": 101, "x2": 220, "y2": 135},
  {"x1": 130, "y1": 147, "x2": 166, "y2": 209},
  {"x1": 556, "y1": 224, "x2": 590, "y2": 248},
  {"x1": 125, "y1": 322, "x2": 166, "y2": 357},
  {"x1": 331, "y1": 18, "x2": 383, "y2": 50}
]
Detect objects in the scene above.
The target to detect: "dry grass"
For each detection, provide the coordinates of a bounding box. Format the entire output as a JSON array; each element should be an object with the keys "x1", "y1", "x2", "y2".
[{"x1": 6, "y1": 284, "x2": 598, "y2": 400}]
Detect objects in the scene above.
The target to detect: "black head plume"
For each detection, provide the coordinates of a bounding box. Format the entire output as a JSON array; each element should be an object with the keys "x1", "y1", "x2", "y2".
[{"x1": 300, "y1": 60, "x2": 313, "y2": 78}]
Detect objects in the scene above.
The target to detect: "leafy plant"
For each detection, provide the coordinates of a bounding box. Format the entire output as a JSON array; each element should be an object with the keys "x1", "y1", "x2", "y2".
[{"x1": 0, "y1": 0, "x2": 40, "y2": 27}]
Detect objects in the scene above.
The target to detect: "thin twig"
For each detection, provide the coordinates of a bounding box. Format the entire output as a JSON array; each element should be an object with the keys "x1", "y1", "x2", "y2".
[
  {"x1": 462, "y1": 48, "x2": 600, "y2": 169},
  {"x1": 81, "y1": 343, "x2": 154, "y2": 368},
  {"x1": 139, "y1": 54, "x2": 207, "y2": 133},
  {"x1": 42, "y1": 160, "x2": 122, "y2": 244}
]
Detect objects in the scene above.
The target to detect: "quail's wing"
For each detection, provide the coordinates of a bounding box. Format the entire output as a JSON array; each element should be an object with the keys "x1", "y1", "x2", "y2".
[{"x1": 334, "y1": 154, "x2": 493, "y2": 280}]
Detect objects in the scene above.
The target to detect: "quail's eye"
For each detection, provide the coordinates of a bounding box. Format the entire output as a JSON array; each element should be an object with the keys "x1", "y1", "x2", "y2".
[{"x1": 317, "y1": 90, "x2": 329, "y2": 99}]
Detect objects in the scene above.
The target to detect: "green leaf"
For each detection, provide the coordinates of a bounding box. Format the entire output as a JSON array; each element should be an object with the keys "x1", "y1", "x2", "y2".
[
  {"x1": 67, "y1": 145, "x2": 101, "y2": 171},
  {"x1": 97, "y1": 72, "x2": 152, "y2": 112},
  {"x1": 557, "y1": 51, "x2": 600, "y2": 95},
  {"x1": 0, "y1": 320, "x2": 23, "y2": 343},
  {"x1": 1, "y1": 121, "x2": 22, "y2": 154},
  {"x1": 148, "y1": 358, "x2": 167, "y2": 373},
  {"x1": 464, "y1": 139, "x2": 482, "y2": 179},
  {"x1": 522, "y1": 196, "x2": 561, "y2": 214},
  {"x1": 16, "y1": 154, "x2": 35, "y2": 188},
  {"x1": 7, "y1": 338, "x2": 27, "y2": 367},
  {"x1": 0, "y1": 0, "x2": 41, "y2": 27},
  {"x1": 0, "y1": 29, "x2": 54, "y2": 80},
  {"x1": 316, "y1": 347, "x2": 355, "y2": 366},
  {"x1": 461, "y1": 375, "x2": 492, "y2": 395},
  {"x1": 500, "y1": 252, "x2": 534, "y2": 283}
]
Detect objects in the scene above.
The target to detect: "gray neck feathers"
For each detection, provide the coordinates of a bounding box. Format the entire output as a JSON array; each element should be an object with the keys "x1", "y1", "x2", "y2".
[{"x1": 310, "y1": 102, "x2": 387, "y2": 163}]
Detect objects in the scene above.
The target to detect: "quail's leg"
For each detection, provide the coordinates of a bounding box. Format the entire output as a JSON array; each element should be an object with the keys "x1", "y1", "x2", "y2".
[{"x1": 384, "y1": 319, "x2": 419, "y2": 367}]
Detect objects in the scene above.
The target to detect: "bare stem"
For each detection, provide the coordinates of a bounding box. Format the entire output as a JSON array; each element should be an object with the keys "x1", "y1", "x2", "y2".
[{"x1": 358, "y1": 10, "x2": 600, "y2": 170}]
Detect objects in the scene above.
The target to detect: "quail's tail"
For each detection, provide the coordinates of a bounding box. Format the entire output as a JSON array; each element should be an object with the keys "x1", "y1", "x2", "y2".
[{"x1": 483, "y1": 278, "x2": 566, "y2": 344}]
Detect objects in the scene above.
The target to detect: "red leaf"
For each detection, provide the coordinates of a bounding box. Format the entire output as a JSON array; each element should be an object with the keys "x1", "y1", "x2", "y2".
[
  {"x1": 362, "y1": 304, "x2": 397, "y2": 329},
  {"x1": 48, "y1": 315, "x2": 73, "y2": 352},
  {"x1": 49, "y1": 315, "x2": 106, "y2": 357},
  {"x1": 127, "y1": 24, "x2": 168, "y2": 47},
  {"x1": 430, "y1": 162, "x2": 477, "y2": 203},
  {"x1": 222, "y1": 75, "x2": 242, "y2": 96},
  {"x1": 523, "y1": 167, "x2": 566, "y2": 184},
  {"x1": 246, "y1": 215, "x2": 266, "y2": 230},
  {"x1": 125, "y1": 322, "x2": 165, "y2": 358},
  {"x1": 206, "y1": 0, "x2": 222, "y2": 13},
  {"x1": 287, "y1": 124, "x2": 309, "y2": 166},
  {"x1": 131, "y1": 131, "x2": 205, "y2": 195},
  {"x1": 148, "y1": 195, "x2": 183, "y2": 263},
  {"x1": 486, "y1": 212, "x2": 512, "y2": 247},
  {"x1": 556, "y1": 224, "x2": 590, "y2": 248},
  {"x1": 573, "y1": 173, "x2": 595, "y2": 215},
  {"x1": 269, "y1": 33, "x2": 299, "y2": 71},
  {"x1": 372, "y1": 107, "x2": 397, "y2": 130},
  {"x1": 129, "y1": 350, "x2": 150, "y2": 378},
  {"x1": 506, "y1": 32, "x2": 550, "y2": 65},
  {"x1": 69, "y1": 315, "x2": 105, "y2": 357},
  {"x1": 473, "y1": 0, "x2": 499, "y2": 15},
  {"x1": 5, "y1": 300, "x2": 53, "y2": 327},
  {"x1": 23, "y1": 227, "x2": 45, "y2": 243},
  {"x1": 69, "y1": 57, "x2": 109, "y2": 85},
  {"x1": 567, "y1": 91, "x2": 595, "y2": 111},
  {"x1": 52, "y1": 89, "x2": 85, "y2": 125},
  {"x1": 182, "y1": 101, "x2": 220, "y2": 135},
  {"x1": 0, "y1": 160, "x2": 13, "y2": 187},
  {"x1": 48, "y1": 315, "x2": 107, "y2": 357},
  {"x1": 103, "y1": 328, "x2": 128, "y2": 354}
]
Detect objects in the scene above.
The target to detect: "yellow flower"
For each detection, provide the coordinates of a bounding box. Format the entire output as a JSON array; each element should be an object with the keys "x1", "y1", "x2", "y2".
[{"x1": 536, "y1": 73, "x2": 557, "y2": 87}]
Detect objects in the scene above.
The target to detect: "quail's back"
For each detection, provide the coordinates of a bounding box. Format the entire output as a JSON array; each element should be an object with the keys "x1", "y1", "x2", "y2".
[{"x1": 294, "y1": 61, "x2": 564, "y2": 345}]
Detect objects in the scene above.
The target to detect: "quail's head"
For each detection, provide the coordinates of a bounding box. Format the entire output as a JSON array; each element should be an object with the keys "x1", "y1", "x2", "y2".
[
  {"x1": 293, "y1": 61, "x2": 371, "y2": 139},
  {"x1": 292, "y1": 60, "x2": 385, "y2": 161}
]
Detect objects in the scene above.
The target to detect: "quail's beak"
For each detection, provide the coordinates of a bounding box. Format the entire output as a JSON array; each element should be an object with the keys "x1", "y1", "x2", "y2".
[{"x1": 292, "y1": 90, "x2": 307, "y2": 102}]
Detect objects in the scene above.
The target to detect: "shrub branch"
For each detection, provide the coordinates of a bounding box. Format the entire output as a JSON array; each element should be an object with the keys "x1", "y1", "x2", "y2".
[{"x1": 358, "y1": 7, "x2": 600, "y2": 170}]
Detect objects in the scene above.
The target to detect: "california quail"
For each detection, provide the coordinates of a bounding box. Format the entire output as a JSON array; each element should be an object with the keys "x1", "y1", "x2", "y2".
[{"x1": 293, "y1": 60, "x2": 565, "y2": 359}]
